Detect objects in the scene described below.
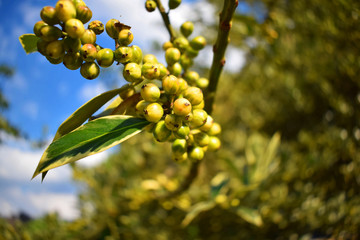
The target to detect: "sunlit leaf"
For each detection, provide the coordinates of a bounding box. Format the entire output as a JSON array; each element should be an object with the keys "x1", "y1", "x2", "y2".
[
  {"x1": 236, "y1": 207, "x2": 263, "y2": 227},
  {"x1": 181, "y1": 201, "x2": 216, "y2": 227},
  {"x1": 19, "y1": 34, "x2": 39, "y2": 54}
]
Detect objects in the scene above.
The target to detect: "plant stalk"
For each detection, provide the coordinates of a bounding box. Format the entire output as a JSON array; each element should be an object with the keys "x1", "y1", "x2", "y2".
[{"x1": 154, "y1": 0, "x2": 177, "y2": 41}]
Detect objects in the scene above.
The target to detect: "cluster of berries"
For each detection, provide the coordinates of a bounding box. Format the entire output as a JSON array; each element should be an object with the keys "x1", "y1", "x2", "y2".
[{"x1": 145, "y1": 0, "x2": 182, "y2": 12}]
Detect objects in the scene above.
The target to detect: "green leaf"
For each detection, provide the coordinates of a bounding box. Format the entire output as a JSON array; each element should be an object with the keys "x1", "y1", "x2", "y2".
[
  {"x1": 19, "y1": 34, "x2": 39, "y2": 54},
  {"x1": 53, "y1": 85, "x2": 132, "y2": 141},
  {"x1": 181, "y1": 201, "x2": 216, "y2": 227},
  {"x1": 32, "y1": 116, "x2": 150, "y2": 179},
  {"x1": 236, "y1": 207, "x2": 263, "y2": 227}
]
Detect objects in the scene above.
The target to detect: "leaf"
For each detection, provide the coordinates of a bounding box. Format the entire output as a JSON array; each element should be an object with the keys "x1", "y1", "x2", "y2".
[
  {"x1": 236, "y1": 207, "x2": 263, "y2": 227},
  {"x1": 19, "y1": 34, "x2": 39, "y2": 54},
  {"x1": 32, "y1": 116, "x2": 150, "y2": 179},
  {"x1": 181, "y1": 201, "x2": 216, "y2": 227},
  {"x1": 53, "y1": 85, "x2": 132, "y2": 141}
]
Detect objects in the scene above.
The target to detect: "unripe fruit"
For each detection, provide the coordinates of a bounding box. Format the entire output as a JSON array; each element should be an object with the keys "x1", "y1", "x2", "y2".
[
  {"x1": 123, "y1": 63, "x2": 142, "y2": 82},
  {"x1": 145, "y1": 0, "x2": 157, "y2": 12},
  {"x1": 33, "y1": 21, "x2": 47, "y2": 37},
  {"x1": 65, "y1": 18, "x2": 86, "y2": 38},
  {"x1": 162, "y1": 41, "x2": 173, "y2": 50},
  {"x1": 199, "y1": 115, "x2": 214, "y2": 132},
  {"x1": 80, "y1": 44, "x2": 97, "y2": 62},
  {"x1": 183, "y1": 86, "x2": 203, "y2": 106},
  {"x1": 142, "y1": 63, "x2": 160, "y2": 80},
  {"x1": 63, "y1": 52, "x2": 83, "y2": 70},
  {"x1": 118, "y1": 29, "x2": 133, "y2": 46},
  {"x1": 167, "y1": 62, "x2": 182, "y2": 76},
  {"x1": 184, "y1": 71, "x2": 199, "y2": 85},
  {"x1": 193, "y1": 100, "x2": 204, "y2": 109},
  {"x1": 143, "y1": 54, "x2": 158, "y2": 64},
  {"x1": 173, "y1": 98, "x2": 192, "y2": 116},
  {"x1": 185, "y1": 46, "x2": 199, "y2": 58},
  {"x1": 183, "y1": 112, "x2": 193, "y2": 122},
  {"x1": 135, "y1": 100, "x2": 150, "y2": 117},
  {"x1": 40, "y1": 6, "x2": 60, "y2": 25},
  {"x1": 190, "y1": 36, "x2": 206, "y2": 50},
  {"x1": 162, "y1": 75, "x2": 180, "y2": 94},
  {"x1": 194, "y1": 132, "x2": 210, "y2": 147},
  {"x1": 120, "y1": 87, "x2": 135, "y2": 100},
  {"x1": 88, "y1": 20, "x2": 104, "y2": 35},
  {"x1": 196, "y1": 77, "x2": 209, "y2": 89},
  {"x1": 188, "y1": 146, "x2": 204, "y2": 161},
  {"x1": 36, "y1": 39, "x2": 49, "y2": 56},
  {"x1": 96, "y1": 48, "x2": 114, "y2": 68},
  {"x1": 173, "y1": 36, "x2": 189, "y2": 53},
  {"x1": 73, "y1": 0, "x2": 86, "y2": 7},
  {"x1": 179, "y1": 55, "x2": 193, "y2": 70},
  {"x1": 40, "y1": 25, "x2": 62, "y2": 42},
  {"x1": 172, "y1": 152, "x2": 188, "y2": 162},
  {"x1": 165, "y1": 114, "x2": 182, "y2": 131},
  {"x1": 114, "y1": 46, "x2": 133, "y2": 63},
  {"x1": 80, "y1": 29, "x2": 96, "y2": 44},
  {"x1": 207, "y1": 122, "x2": 221, "y2": 136},
  {"x1": 178, "y1": 78, "x2": 188, "y2": 93},
  {"x1": 46, "y1": 40, "x2": 65, "y2": 59},
  {"x1": 190, "y1": 109, "x2": 208, "y2": 128},
  {"x1": 130, "y1": 45, "x2": 143, "y2": 64},
  {"x1": 180, "y1": 21, "x2": 194, "y2": 37},
  {"x1": 172, "y1": 139, "x2": 187, "y2": 156},
  {"x1": 153, "y1": 120, "x2": 171, "y2": 142},
  {"x1": 80, "y1": 62, "x2": 100, "y2": 80},
  {"x1": 169, "y1": 0, "x2": 182, "y2": 10},
  {"x1": 158, "y1": 63, "x2": 168, "y2": 79},
  {"x1": 46, "y1": 56, "x2": 63, "y2": 64},
  {"x1": 165, "y1": 47, "x2": 181, "y2": 65},
  {"x1": 76, "y1": 5, "x2": 92, "y2": 23},
  {"x1": 105, "y1": 19, "x2": 121, "y2": 39},
  {"x1": 64, "y1": 37, "x2": 81, "y2": 53},
  {"x1": 174, "y1": 125, "x2": 190, "y2": 139},
  {"x1": 144, "y1": 102, "x2": 164, "y2": 123},
  {"x1": 208, "y1": 136, "x2": 221, "y2": 151},
  {"x1": 55, "y1": 0, "x2": 76, "y2": 22},
  {"x1": 141, "y1": 83, "x2": 161, "y2": 102}
]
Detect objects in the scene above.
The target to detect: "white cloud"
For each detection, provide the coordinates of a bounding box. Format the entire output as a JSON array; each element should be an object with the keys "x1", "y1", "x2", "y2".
[
  {"x1": 78, "y1": 81, "x2": 107, "y2": 101},
  {"x1": 23, "y1": 101, "x2": 39, "y2": 120},
  {"x1": 77, "y1": 150, "x2": 111, "y2": 168},
  {"x1": 224, "y1": 45, "x2": 246, "y2": 73}
]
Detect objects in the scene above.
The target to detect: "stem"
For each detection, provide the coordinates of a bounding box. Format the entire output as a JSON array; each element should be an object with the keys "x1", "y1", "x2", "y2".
[
  {"x1": 154, "y1": 0, "x2": 177, "y2": 41},
  {"x1": 205, "y1": 0, "x2": 238, "y2": 115}
]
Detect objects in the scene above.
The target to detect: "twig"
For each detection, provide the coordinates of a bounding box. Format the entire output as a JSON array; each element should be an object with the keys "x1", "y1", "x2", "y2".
[{"x1": 154, "y1": 0, "x2": 177, "y2": 41}]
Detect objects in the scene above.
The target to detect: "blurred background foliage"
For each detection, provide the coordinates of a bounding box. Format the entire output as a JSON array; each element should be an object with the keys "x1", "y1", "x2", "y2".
[{"x1": 2, "y1": 0, "x2": 360, "y2": 239}]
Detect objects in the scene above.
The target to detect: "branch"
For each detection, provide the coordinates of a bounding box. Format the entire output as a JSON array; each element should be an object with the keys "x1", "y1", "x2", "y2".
[
  {"x1": 205, "y1": 0, "x2": 238, "y2": 115},
  {"x1": 154, "y1": 0, "x2": 177, "y2": 41}
]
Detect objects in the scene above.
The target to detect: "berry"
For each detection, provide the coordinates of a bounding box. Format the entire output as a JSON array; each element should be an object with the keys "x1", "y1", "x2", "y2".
[
  {"x1": 164, "y1": 114, "x2": 182, "y2": 131},
  {"x1": 173, "y1": 98, "x2": 192, "y2": 116},
  {"x1": 183, "y1": 86, "x2": 203, "y2": 106},
  {"x1": 143, "y1": 54, "x2": 158, "y2": 64},
  {"x1": 118, "y1": 29, "x2": 133, "y2": 46},
  {"x1": 169, "y1": 0, "x2": 182, "y2": 10},
  {"x1": 188, "y1": 146, "x2": 204, "y2": 161},
  {"x1": 80, "y1": 62, "x2": 100, "y2": 80},
  {"x1": 180, "y1": 21, "x2": 194, "y2": 38},
  {"x1": 196, "y1": 77, "x2": 209, "y2": 89},
  {"x1": 207, "y1": 122, "x2": 221, "y2": 136},
  {"x1": 142, "y1": 63, "x2": 161, "y2": 80},
  {"x1": 162, "y1": 41, "x2": 173, "y2": 50},
  {"x1": 123, "y1": 63, "x2": 142, "y2": 82},
  {"x1": 145, "y1": 0, "x2": 157, "y2": 12},
  {"x1": 72, "y1": 0, "x2": 86, "y2": 7},
  {"x1": 120, "y1": 87, "x2": 135, "y2": 100},
  {"x1": 179, "y1": 55, "x2": 193, "y2": 70},
  {"x1": 140, "y1": 83, "x2": 161, "y2": 102},
  {"x1": 183, "y1": 71, "x2": 199, "y2": 85},
  {"x1": 33, "y1": 21, "x2": 47, "y2": 37},
  {"x1": 88, "y1": 20, "x2": 104, "y2": 35},
  {"x1": 64, "y1": 36, "x2": 81, "y2": 53},
  {"x1": 76, "y1": 5, "x2": 92, "y2": 24},
  {"x1": 46, "y1": 40, "x2": 65, "y2": 59},
  {"x1": 167, "y1": 62, "x2": 182, "y2": 76},
  {"x1": 162, "y1": 75, "x2": 180, "y2": 94},
  {"x1": 193, "y1": 100, "x2": 204, "y2": 110},
  {"x1": 165, "y1": 47, "x2": 181, "y2": 65},
  {"x1": 114, "y1": 46, "x2": 133, "y2": 64},
  {"x1": 36, "y1": 39, "x2": 49, "y2": 56},
  {"x1": 178, "y1": 78, "x2": 188, "y2": 93},
  {"x1": 199, "y1": 115, "x2": 214, "y2": 132},
  {"x1": 172, "y1": 152, "x2": 188, "y2": 162},
  {"x1": 135, "y1": 100, "x2": 150, "y2": 117},
  {"x1": 63, "y1": 52, "x2": 83, "y2": 70},
  {"x1": 183, "y1": 112, "x2": 193, "y2": 123},
  {"x1": 190, "y1": 36, "x2": 206, "y2": 50},
  {"x1": 158, "y1": 63, "x2": 169, "y2": 79},
  {"x1": 144, "y1": 103, "x2": 164, "y2": 123},
  {"x1": 55, "y1": 0, "x2": 76, "y2": 22},
  {"x1": 130, "y1": 45, "x2": 143, "y2": 64},
  {"x1": 153, "y1": 120, "x2": 171, "y2": 142},
  {"x1": 174, "y1": 125, "x2": 190, "y2": 139},
  {"x1": 46, "y1": 56, "x2": 63, "y2": 64},
  {"x1": 172, "y1": 139, "x2": 187, "y2": 156},
  {"x1": 173, "y1": 36, "x2": 189, "y2": 53},
  {"x1": 40, "y1": 25, "x2": 62, "y2": 42},
  {"x1": 65, "y1": 18, "x2": 86, "y2": 39},
  {"x1": 185, "y1": 46, "x2": 199, "y2": 58},
  {"x1": 40, "y1": 6, "x2": 60, "y2": 25},
  {"x1": 80, "y1": 29, "x2": 96, "y2": 44},
  {"x1": 208, "y1": 136, "x2": 221, "y2": 151},
  {"x1": 96, "y1": 48, "x2": 114, "y2": 68},
  {"x1": 105, "y1": 19, "x2": 121, "y2": 39},
  {"x1": 194, "y1": 132, "x2": 210, "y2": 147},
  {"x1": 80, "y1": 44, "x2": 97, "y2": 62},
  {"x1": 190, "y1": 109, "x2": 208, "y2": 128}
]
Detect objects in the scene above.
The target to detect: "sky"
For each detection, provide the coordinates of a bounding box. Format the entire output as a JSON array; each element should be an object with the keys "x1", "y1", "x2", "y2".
[{"x1": 0, "y1": 0, "x2": 246, "y2": 220}]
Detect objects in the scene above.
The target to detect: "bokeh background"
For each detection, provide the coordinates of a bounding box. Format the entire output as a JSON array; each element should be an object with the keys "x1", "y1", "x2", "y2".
[{"x1": 1, "y1": 0, "x2": 360, "y2": 239}]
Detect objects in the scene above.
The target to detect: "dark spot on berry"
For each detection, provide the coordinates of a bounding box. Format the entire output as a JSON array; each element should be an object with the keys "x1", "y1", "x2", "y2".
[
  {"x1": 126, "y1": 70, "x2": 130, "y2": 74},
  {"x1": 144, "y1": 109, "x2": 148, "y2": 115},
  {"x1": 184, "y1": 102, "x2": 190, "y2": 106},
  {"x1": 73, "y1": 26, "x2": 78, "y2": 30},
  {"x1": 141, "y1": 84, "x2": 147, "y2": 89},
  {"x1": 174, "y1": 124, "x2": 179, "y2": 128},
  {"x1": 154, "y1": 68, "x2": 158, "y2": 72}
]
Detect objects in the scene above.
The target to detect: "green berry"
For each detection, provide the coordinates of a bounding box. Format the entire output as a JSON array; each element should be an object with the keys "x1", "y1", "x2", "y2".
[
  {"x1": 190, "y1": 109, "x2": 208, "y2": 128},
  {"x1": 193, "y1": 100, "x2": 204, "y2": 109},
  {"x1": 73, "y1": 0, "x2": 86, "y2": 7},
  {"x1": 76, "y1": 5, "x2": 92, "y2": 24},
  {"x1": 144, "y1": 102, "x2": 164, "y2": 123},
  {"x1": 167, "y1": 62, "x2": 182, "y2": 76},
  {"x1": 33, "y1": 21, "x2": 47, "y2": 37},
  {"x1": 173, "y1": 98, "x2": 192, "y2": 116},
  {"x1": 105, "y1": 19, "x2": 121, "y2": 39},
  {"x1": 40, "y1": 25, "x2": 62, "y2": 42},
  {"x1": 185, "y1": 46, "x2": 199, "y2": 58},
  {"x1": 114, "y1": 46, "x2": 133, "y2": 64},
  {"x1": 194, "y1": 132, "x2": 210, "y2": 147},
  {"x1": 183, "y1": 112, "x2": 193, "y2": 123},
  {"x1": 207, "y1": 122, "x2": 221, "y2": 136},
  {"x1": 158, "y1": 63, "x2": 169, "y2": 79},
  {"x1": 130, "y1": 45, "x2": 143, "y2": 64},
  {"x1": 169, "y1": 0, "x2": 182, "y2": 9},
  {"x1": 63, "y1": 52, "x2": 83, "y2": 70},
  {"x1": 184, "y1": 71, "x2": 199, "y2": 85},
  {"x1": 46, "y1": 40, "x2": 65, "y2": 59},
  {"x1": 183, "y1": 86, "x2": 203, "y2": 106},
  {"x1": 120, "y1": 87, "x2": 135, "y2": 100},
  {"x1": 65, "y1": 18, "x2": 85, "y2": 38},
  {"x1": 179, "y1": 55, "x2": 193, "y2": 70},
  {"x1": 165, "y1": 47, "x2": 181, "y2": 65},
  {"x1": 36, "y1": 38, "x2": 49, "y2": 56},
  {"x1": 46, "y1": 56, "x2": 63, "y2": 64},
  {"x1": 80, "y1": 62, "x2": 100, "y2": 80},
  {"x1": 199, "y1": 115, "x2": 214, "y2": 132},
  {"x1": 162, "y1": 75, "x2": 180, "y2": 94},
  {"x1": 141, "y1": 83, "x2": 161, "y2": 102},
  {"x1": 40, "y1": 6, "x2": 60, "y2": 25},
  {"x1": 80, "y1": 29, "x2": 96, "y2": 44},
  {"x1": 172, "y1": 152, "x2": 188, "y2": 162},
  {"x1": 190, "y1": 36, "x2": 206, "y2": 50},
  {"x1": 162, "y1": 41, "x2": 173, "y2": 50},
  {"x1": 165, "y1": 114, "x2": 182, "y2": 131},
  {"x1": 145, "y1": 0, "x2": 157, "y2": 12},
  {"x1": 80, "y1": 43, "x2": 97, "y2": 62},
  {"x1": 178, "y1": 78, "x2": 188, "y2": 93},
  {"x1": 173, "y1": 36, "x2": 189, "y2": 53},
  {"x1": 135, "y1": 100, "x2": 150, "y2": 117},
  {"x1": 180, "y1": 21, "x2": 194, "y2": 38},
  {"x1": 174, "y1": 125, "x2": 190, "y2": 139},
  {"x1": 123, "y1": 63, "x2": 142, "y2": 82},
  {"x1": 96, "y1": 48, "x2": 114, "y2": 68},
  {"x1": 88, "y1": 20, "x2": 104, "y2": 35},
  {"x1": 118, "y1": 29, "x2": 134, "y2": 46},
  {"x1": 142, "y1": 63, "x2": 161, "y2": 79},
  {"x1": 143, "y1": 54, "x2": 158, "y2": 64},
  {"x1": 55, "y1": 0, "x2": 76, "y2": 22},
  {"x1": 208, "y1": 136, "x2": 221, "y2": 151},
  {"x1": 172, "y1": 139, "x2": 187, "y2": 156},
  {"x1": 64, "y1": 36, "x2": 81, "y2": 53},
  {"x1": 188, "y1": 146, "x2": 204, "y2": 161},
  {"x1": 196, "y1": 77, "x2": 209, "y2": 89},
  {"x1": 153, "y1": 120, "x2": 171, "y2": 142}
]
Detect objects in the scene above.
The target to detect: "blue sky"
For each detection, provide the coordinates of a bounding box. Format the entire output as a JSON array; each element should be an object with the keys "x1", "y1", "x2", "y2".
[{"x1": 0, "y1": 0, "x2": 245, "y2": 220}]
